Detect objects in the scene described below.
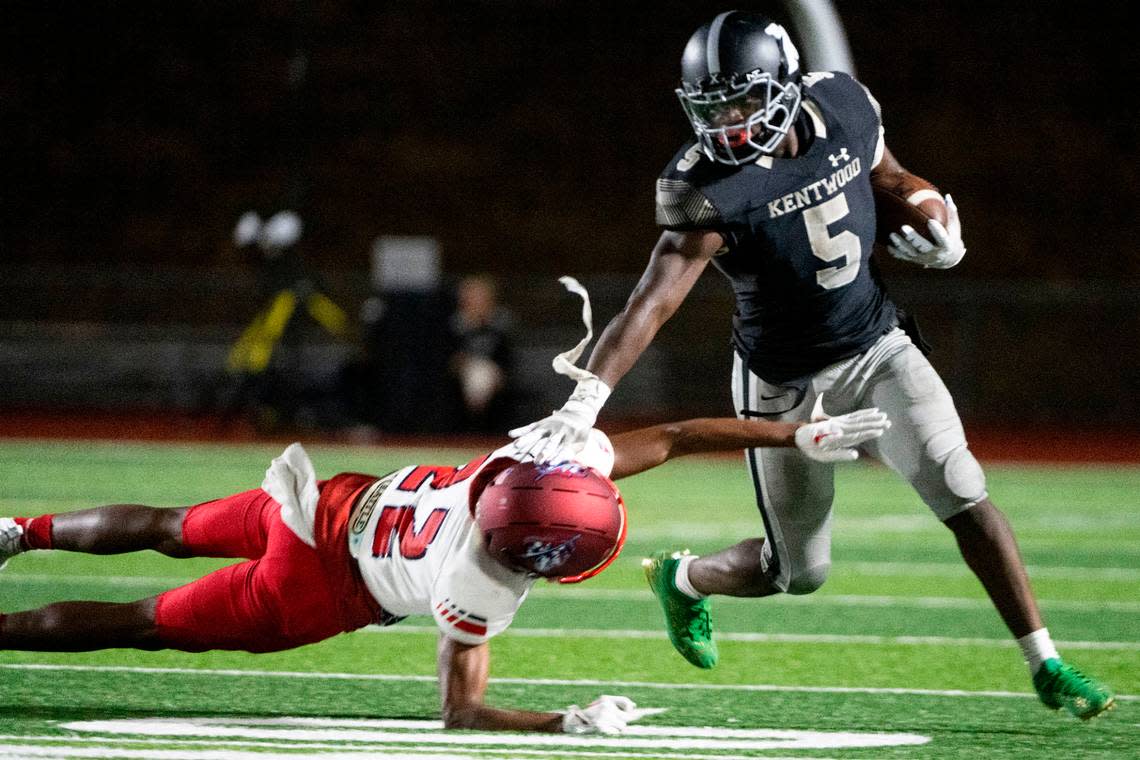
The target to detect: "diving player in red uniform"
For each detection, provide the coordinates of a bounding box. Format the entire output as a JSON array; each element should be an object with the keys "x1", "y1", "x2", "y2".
[
  {"x1": 0, "y1": 399, "x2": 886, "y2": 733},
  {"x1": 509, "y1": 11, "x2": 1114, "y2": 720}
]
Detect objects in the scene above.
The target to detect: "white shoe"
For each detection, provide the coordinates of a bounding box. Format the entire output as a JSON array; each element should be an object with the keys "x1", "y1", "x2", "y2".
[{"x1": 0, "y1": 517, "x2": 24, "y2": 571}]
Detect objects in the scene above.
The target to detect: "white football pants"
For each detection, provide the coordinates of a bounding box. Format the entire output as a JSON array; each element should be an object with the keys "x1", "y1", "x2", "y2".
[{"x1": 731, "y1": 327, "x2": 987, "y2": 594}]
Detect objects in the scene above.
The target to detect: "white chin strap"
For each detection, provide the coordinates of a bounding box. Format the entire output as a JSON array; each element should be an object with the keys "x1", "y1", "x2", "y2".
[{"x1": 551, "y1": 276, "x2": 598, "y2": 383}]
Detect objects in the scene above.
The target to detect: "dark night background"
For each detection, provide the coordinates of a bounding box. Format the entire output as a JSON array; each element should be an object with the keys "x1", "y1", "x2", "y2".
[{"x1": 1, "y1": 1, "x2": 1137, "y2": 427}]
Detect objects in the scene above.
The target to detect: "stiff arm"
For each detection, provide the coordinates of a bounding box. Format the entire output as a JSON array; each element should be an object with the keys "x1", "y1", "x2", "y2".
[{"x1": 586, "y1": 229, "x2": 724, "y2": 389}]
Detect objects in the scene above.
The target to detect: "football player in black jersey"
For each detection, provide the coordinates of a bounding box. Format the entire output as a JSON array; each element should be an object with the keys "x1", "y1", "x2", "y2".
[{"x1": 510, "y1": 11, "x2": 1113, "y2": 719}]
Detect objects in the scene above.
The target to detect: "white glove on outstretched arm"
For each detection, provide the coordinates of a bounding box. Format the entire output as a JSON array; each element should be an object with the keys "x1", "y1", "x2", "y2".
[
  {"x1": 795, "y1": 395, "x2": 891, "y2": 463},
  {"x1": 887, "y1": 194, "x2": 966, "y2": 269},
  {"x1": 509, "y1": 376, "x2": 611, "y2": 463},
  {"x1": 562, "y1": 695, "x2": 639, "y2": 735},
  {"x1": 509, "y1": 276, "x2": 612, "y2": 463}
]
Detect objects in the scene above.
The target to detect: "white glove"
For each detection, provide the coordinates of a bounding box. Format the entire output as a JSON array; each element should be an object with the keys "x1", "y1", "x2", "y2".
[
  {"x1": 887, "y1": 194, "x2": 966, "y2": 269},
  {"x1": 794, "y1": 395, "x2": 891, "y2": 463},
  {"x1": 562, "y1": 695, "x2": 638, "y2": 735},
  {"x1": 509, "y1": 376, "x2": 611, "y2": 463}
]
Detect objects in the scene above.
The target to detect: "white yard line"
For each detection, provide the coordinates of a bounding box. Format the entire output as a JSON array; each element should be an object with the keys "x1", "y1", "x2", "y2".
[
  {"x1": 359, "y1": 624, "x2": 1140, "y2": 651},
  {"x1": 55, "y1": 718, "x2": 930, "y2": 752},
  {"x1": 0, "y1": 718, "x2": 929, "y2": 759},
  {"x1": 843, "y1": 560, "x2": 1140, "y2": 582},
  {"x1": 0, "y1": 736, "x2": 841, "y2": 760},
  {"x1": 5, "y1": 573, "x2": 1138, "y2": 613},
  {"x1": 525, "y1": 587, "x2": 1140, "y2": 613},
  {"x1": 0, "y1": 573, "x2": 202, "y2": 588},
  {"x1": 0, "y1": 573, "x2": 198, "y2": 587},
  {"x1": 0, "y1": 747, "x2": 502, "y2": 760},
  {"x1": 3, "y1": 663, "x2": 1136, "y2": 702}
]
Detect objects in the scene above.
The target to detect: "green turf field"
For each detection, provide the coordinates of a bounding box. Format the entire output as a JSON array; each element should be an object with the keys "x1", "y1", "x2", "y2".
[{"x1": 1, "y1": 439, "x2": 1136, "y2": 759}]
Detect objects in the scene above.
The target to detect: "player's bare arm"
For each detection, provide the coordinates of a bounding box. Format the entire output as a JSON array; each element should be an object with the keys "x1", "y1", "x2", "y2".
[
  {"x1": 869, "y1": 142, "x2": 905, "y2": 179},
  {"x1": 436, "y1": 635, "x2": 563, "y2": 732},
  {"x1": 586, "y1": 228, "x2": 723, "y2": 389},
  {"x1": 609, "y1": 418, "x2": 797, "y2": 480},
  {"x1": 509, "y1": 229, "x2": 724, "y2": 462},
  {"x1": 868, "y1": 142, "x2": 942, "y2": 209},
  {"x1": 871, "y1": 142, "x2": 966, "y2": 269},
  {"x1": 436, "y1": 633, "x2": 639, "y2": 734},
  {"x1": 608, "y1": 406, "x2": 891, "y2": 480}
]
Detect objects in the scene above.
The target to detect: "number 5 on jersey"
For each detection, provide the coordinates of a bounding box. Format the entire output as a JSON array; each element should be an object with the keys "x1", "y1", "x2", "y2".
[{"x1": 805, "y1": 192, "x2": 861, "y2": 290}]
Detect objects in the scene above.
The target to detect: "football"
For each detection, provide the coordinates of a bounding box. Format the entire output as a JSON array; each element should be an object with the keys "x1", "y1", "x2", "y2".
[{"x1": 871, "y1": 173, "x2": 948, "y2": 245}]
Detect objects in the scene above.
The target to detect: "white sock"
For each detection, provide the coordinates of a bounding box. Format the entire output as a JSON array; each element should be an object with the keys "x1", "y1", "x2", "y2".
[
  {"x1": 1017, "y1": 628, "x2": 1060, "y2": 675},
  {"x1": 673, "y1": 554, "x2": 707, "y2": 599}
]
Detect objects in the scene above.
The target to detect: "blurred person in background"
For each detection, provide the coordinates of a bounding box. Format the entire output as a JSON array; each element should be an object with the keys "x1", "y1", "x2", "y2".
[
  {"x1": 509, "y1": 11, "x2": 1113, "y2": 719},
  {"x1": 223, "y1": 209, "x2": 351, "y2": 431},
  {"x1": 448, "y1": 274, "x2": 519, "y2": 434}
]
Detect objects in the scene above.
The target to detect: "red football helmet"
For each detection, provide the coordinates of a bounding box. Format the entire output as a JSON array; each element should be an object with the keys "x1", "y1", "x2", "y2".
[{"x1": 472, "y1": 460, "x2": 627, "y2": 584}]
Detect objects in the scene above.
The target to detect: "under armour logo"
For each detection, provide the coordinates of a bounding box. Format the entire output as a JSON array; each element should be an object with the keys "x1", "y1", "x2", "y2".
[{"x1": 828, "y1": 148, "x2": 851, "y2": 167}]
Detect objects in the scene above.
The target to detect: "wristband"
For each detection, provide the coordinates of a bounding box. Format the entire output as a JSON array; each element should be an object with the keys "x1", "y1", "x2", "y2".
[{"x1": 567, "y1": 376, "x2": 611, "y2": 412}]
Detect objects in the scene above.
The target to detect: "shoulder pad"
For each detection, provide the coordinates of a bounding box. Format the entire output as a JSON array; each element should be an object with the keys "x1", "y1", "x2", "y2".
[
  {"x1": 655, "y1": 176, "x2": 722, "y2": 229},
  {"x1": 801, "y1": 70, "x2": 882, "y2": 157},
  {"x1": 856, "y1": 80, "x2": 882, "y2": 120},
  {"x1": 803, "y1": 71, "x2": 871, "y2": 104}
]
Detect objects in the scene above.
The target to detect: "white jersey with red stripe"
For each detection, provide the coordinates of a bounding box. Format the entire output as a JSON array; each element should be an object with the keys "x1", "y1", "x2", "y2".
[{"x1": 342, "y1": 430, "x2": 615, "y2": 645}]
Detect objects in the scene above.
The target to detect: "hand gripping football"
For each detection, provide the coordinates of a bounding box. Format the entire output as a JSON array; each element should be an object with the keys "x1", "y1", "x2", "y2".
[{"x1": 871, "y1": 173, "x2": 948, "y2": 245}]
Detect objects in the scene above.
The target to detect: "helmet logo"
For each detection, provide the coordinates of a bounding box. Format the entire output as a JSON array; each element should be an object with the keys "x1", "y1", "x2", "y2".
[
  {"x1": 533, "y1": 461, "x2": 590, "y2": 480},
  {"x1": 521, "y1": 534, "x2": 581, "y2": 573},
  {"x1": 765, "y1": 22, "x2": 799, "y2": 75}
]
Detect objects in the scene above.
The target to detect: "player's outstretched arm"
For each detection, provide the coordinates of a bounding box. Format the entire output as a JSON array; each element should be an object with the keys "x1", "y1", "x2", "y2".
[
  {"x1": 609, "y1": 418, "x2": 798, "y2": 480},
  {"x1": 585, "y1": 229, "x2": 724, "y2": 390},
  {"x1": 436, "y1": 635, "x2": 639, "y2": 733},
  {"x1": 608, "y1": 406, "x2": 891, "y2": 479},
  {"x1": 510, "y1": 230, "x2": 723, "y2": 463}
]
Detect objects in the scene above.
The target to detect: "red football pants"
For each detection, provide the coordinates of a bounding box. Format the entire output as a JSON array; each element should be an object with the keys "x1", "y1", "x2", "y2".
[{"x1": 154, "y1": 476, "x2": 380, "y2": 653}]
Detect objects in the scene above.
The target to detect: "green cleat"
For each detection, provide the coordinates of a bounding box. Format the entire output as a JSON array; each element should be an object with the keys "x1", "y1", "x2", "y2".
[
  {"x1": 1032, "y1": 658, "x2": 1116, "y2": 720},
  {"x1": 643, "y1": 549, "x2": 718, "y2": 669}
]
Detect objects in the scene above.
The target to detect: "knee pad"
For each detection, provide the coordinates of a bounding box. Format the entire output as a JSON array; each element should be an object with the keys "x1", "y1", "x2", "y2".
[
  {"x1": 782, "y1": 562, "x2": 830, "y2": 595},
  {"x1": 944, "y1": 446, "x2": 986, "y2": 501},
  {"x1": 919, "y1": 445, "x2": 988, "y2": 521}
]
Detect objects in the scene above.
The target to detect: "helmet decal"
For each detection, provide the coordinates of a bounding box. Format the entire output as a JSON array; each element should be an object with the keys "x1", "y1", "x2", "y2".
[
  {"x1": 520, "y1": 534, "x2": 581, "y2": 573},
  {"x1": 533, "y1": 461, "x2": 591, "y2": 480},
  {"x1": 705, "y1": 11, "x2": 733, "y2": 77},
  {"x1": 765, "y1": 22, "x2": 800, "y2": 75}
]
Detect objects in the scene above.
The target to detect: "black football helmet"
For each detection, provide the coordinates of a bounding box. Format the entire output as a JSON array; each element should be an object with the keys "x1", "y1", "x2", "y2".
[{"x1": 676, "y1": 11, "x2": 803, "y2": 165}]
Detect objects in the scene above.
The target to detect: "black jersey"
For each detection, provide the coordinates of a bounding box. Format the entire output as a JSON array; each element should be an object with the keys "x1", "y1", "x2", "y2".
[{"x1": 656, "y1": 71, "x2": 897, "y2": 385}]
